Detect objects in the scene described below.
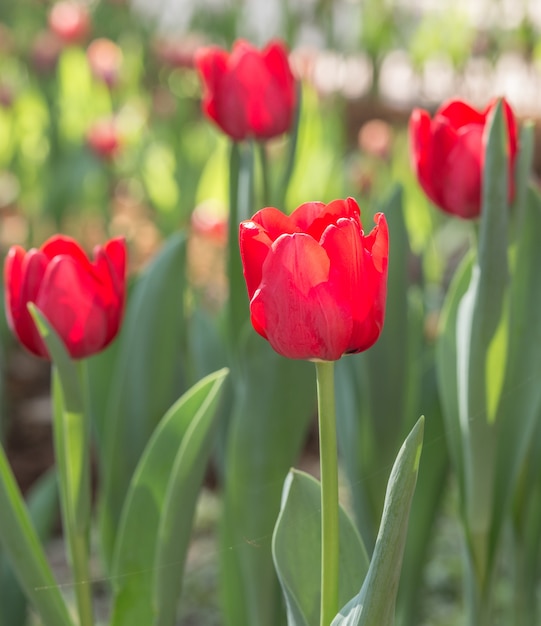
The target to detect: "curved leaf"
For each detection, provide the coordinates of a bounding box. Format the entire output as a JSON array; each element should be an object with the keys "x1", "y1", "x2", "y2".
[
  {"x1": 109, "y1": 368, "x2": 228, "y2": 626},
  {"x1": 273, "y1": 470, "x2": 369, "y2": 626},
  {"x1": 332, "y1": 417, "x2": 424, "y2": 626}
]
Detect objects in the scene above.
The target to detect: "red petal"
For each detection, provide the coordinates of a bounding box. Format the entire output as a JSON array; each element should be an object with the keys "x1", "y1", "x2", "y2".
[
  {"x1": 437, "y1": 99, "x2": 485, "y2": 130},
  {"x1": 41, "y1": 235, "x2": 93, "y2": 272},
  {"x1": 239, "y1": 220, "x2": 274, "y2": 300},
  {"x1": 250, "y1": 233, "x2": 351, "y2": 360},
  {"x1": 10, "y1": 250, "x2": 50, "y2": 358},
  {"x1": 37, "y1": 256, "x2": 111, "y2": 358},
  {"x1": 434, "y1": 119, "x2": 483, "y2": 218},
  {"x1": 251, "y1": 206, "x2": 298, "y2": 240},
  {"x1": 409, "y1": 108, "x2": 439, "y2": 207}
]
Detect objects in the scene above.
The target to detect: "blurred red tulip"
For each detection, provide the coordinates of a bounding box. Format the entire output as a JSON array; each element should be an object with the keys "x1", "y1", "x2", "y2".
[
  {"x1": 195, "y1": 39, "x2": 297, "y2": 141},
  {"x1": 409, "y1": 98, "x2": 518, "y2": 219},
  {"x1": 87, "y1": 38, "x2": 123, "y2": 88},
  {"x1": 48, "y1": 1, "x2": 91, "y2": 45},
  {"x1": 86, "y1": 119, "x2": 121, "y2": 159},
  {"x1": 239, "y1": 197, "x2": 388, "y2": 361},
  {"x1": 4, "y1": 236, "x2": 127, "y2": 360}
]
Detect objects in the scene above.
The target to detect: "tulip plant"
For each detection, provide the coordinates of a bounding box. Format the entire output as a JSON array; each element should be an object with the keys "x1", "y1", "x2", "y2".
[{"x1": 2, "y1": 6, "x2": 541, "y2": 626}]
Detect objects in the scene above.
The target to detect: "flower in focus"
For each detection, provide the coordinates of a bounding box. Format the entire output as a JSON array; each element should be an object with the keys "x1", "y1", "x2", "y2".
[
  {"x1": 4, "y1": 236, "x2": 127, "y2": 360},
  {"x1": 48, "y1": 1, "x2": 91, "y2": 45},
  {"x1": 409, "y1": 97, "x2": 518, "y2": 219},
  {"x1": 86, "y1": 118, "x2": 121, "y2": 160},
  {"x1": 195, "y1": 39, "x2": 296, "y2": 142},
  {"x1": 86, "y1": 38, "x2": 123, "y2": 88},
  {"x1": 239, "y1": 197, "x2": 388, "y2": 361}
]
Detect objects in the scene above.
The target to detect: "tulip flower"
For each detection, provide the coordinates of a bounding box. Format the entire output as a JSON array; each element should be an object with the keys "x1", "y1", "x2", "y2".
[
  {"x1": 86, "y1": 118, "x2": 121, "y2": 160},
  {"x1": 4, "y1": 236, "x2": 126, "y2": 360},
  {"x1": 409, "y1": 98, "x2": 518, "y2": 219},
  {"x1": 195, "y1": 39, "x2": 297, "y2": 142},
  {"x1": 239, "y1": 197, "x2": 388, "y2": 361},
  {"x1": 48, "y1": 1, "x2": 91, "y2": 45},
  {"x1": 86, "y1": 38, "x2": 123, "y2": 88}
]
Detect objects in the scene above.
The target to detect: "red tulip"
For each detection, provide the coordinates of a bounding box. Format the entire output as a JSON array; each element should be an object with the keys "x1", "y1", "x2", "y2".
[
  {"x1": 195, "y1": 39, "x2": 297, "y2": 142},
  {"x1": 4, "y1": 236, "x2": 127, "y2": 360},
  {"x1": 239, "y1": 198, "x2": 388, "y2": 361},
  {"x1": 86, "y1": 118, "x2": 121, "y2": 160},
  {"x1": 409, "y1": 98, "x2": 518, "y2": 219},
  {"x1": 48, "y1": 1, "x2": 91, "y2": 45},
  {"x1": 86, "y1": 38, "x2": 123, "y2": 88}
]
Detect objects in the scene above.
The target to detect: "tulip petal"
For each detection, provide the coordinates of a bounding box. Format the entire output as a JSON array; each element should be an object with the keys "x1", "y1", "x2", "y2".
[
  {"x1": 239, "y1": 221, "x2": 274, "y2": 301},
  {"x1": 291, "y1": 199, "x2": 361, "y2": 242},
  {"x1": 433, "y1": 119, "x2": 483, "y2": 218},
  {"x1": 321, "y1": 214, "x2": 388, "y2": 353},
  {"x1": 36, "y1": 256, "x2": 110, "y2": 359},
  {"x1": 4, "y1": 248, "x2": 49, "y2": 357},
  {"x1": 250, "y1": 233, "x2": 352, "y2": 361},
  {"x1": 437, "y1": 99, "x2": 485, "y2": 130},
  {"x1": 250, "y1": 206, "x2": 299, "y2": 241},
  {"x1": 41, "y1": 235, "x2": 92, "y2": 270}
]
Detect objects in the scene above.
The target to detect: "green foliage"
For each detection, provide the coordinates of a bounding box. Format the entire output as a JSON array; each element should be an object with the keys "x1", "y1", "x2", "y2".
[{"x1": 272, "y1": 470, "x2": 369, "y2": 626}]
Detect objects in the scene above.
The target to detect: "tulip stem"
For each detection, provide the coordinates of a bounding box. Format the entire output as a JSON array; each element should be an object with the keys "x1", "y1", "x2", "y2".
[
  {"x1": 52, "y1": 363, "x2": 94, "y2": 626},
  {"x1": 316, "y1": 360, "x2": 339, "y2": 626},
  {"x1": 228, "y1": 141, "x2": 254, "y2": 353},
  {"x1": 277, "y1": 81, "x2": 302, "y2": 210},
  {"x1": 257, "y1": 141, "x2": 272, "y2": 206}
]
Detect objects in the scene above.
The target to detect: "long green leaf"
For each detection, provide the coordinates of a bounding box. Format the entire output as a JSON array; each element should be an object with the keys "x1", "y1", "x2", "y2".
[
  {"x1": 331, "y1": 417, "x2": 424, "y2": 626},
  {"x1": 335, "y1": 184, "x2": 411, "y2": 549},
  {"x1": 220, "y1": 331, "x2": 316, "y2": 626},
  {"x1": 0, "y1": 445, "x2": 73, "y2": 626},
  {"x1": 109, "y1": 368, "x2": 228, "y2": 626},
  {"x1": 272, "y1": 470, "x2": 369, "y2": 626},
  {"x1": 490, "y1": 183, "x2": 541, "y2": 561},
  {"x1": 99, "y1": 231, "x2": 189, "y2": 568},
  {"x1": 0, "y1": 469, "x2": 59, "y2": 626},
  {"x1": 152, "y1": 367, "x2": 228, "y2": 626}
]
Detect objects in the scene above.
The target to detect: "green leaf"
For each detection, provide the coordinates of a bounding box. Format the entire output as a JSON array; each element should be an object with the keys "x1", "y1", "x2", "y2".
[
  {"x1": 331, "y1": 417, "x2": 424, "y2": 626},
  {"x1": 109, "y1": 368, "x2": 228, "y2": 626},
  {"x1": 0, "y1": 445, "x2": 73, "y2": 626},
  {"x1": 336, "y1": 185, "x2": 413, "y2": 546},
  {"x1": 0, "y1": 469, "x2": 59, "y2": 626},
  {"x1": 153, "y1": 368, "x2": 229, "y2": 626},
  {"x1": 490, "y1": 183, "x2": 541, "y2": 561},
  {"x1": 99, "y1": 231, "x2": 189, "y2": 568},
  {"x1": 220, "y1": 332, "x2": 316, "y2": 626},
  {"x1": 272, "y1": 470, "x2": 369, "y2": 626},
  {"x1": 28, "y1": 306, "x2": 90, "y2": 534},
  {"x1": 436, "y1": 250, "x2": 473, "y2": 500}
]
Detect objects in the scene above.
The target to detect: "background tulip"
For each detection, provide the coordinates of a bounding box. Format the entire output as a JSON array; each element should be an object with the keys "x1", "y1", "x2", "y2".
[
  {"x1": 195, "y1": 39, "x2": 296, "y2": 142},
  {"x1": 239, "y1": 197, "x2": 388, "y2": 361},
  {"x1": 409, "y1": 98, "x2": 518, "y2": 218},
  {"x1": 4, "y1": 236, "x2": 126, "y2": 359}
]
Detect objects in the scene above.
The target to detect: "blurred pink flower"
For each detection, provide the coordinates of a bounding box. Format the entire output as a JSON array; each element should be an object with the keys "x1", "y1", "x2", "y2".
[
  {"x1": 86, "y1": 119, "x2": 121, "y2": 160},
  {"x1": 48, "y1": 1, "x2": 91, "y2": 45},
  {"x1": 87, "y1": 38, "x2": 123, "y2": 88}
]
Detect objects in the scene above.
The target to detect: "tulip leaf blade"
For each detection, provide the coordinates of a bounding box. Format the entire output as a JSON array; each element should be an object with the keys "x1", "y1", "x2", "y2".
[
  {"x1": 490, "y1": 181, "x2": 541, "y2": 562},
  {"x1": 109, "y1": 367, "x2": 228, "y2": 626},
  {"x1": 331, "y1": 417, "x2": 424, "y2": 626},
  {"x1": 272, "y1": 469, "x2": 369, "y2": 626},
  {"x1": 0, "y1": 444, "x2": 73, "y2": 626},
  {"x1": 152, "y1": 367, "x2": 229, "y2": 626},
  {"x1": 98, "y1": 231, "x2": 189, "y2": 569},
  {"x1": 220, "y1": 331, "x2": 316, "y2": 626}
]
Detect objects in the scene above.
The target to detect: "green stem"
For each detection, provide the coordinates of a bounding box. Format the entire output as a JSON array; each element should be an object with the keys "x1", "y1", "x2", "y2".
[
  {"x1": 277, "y1": 82, "x2": 302, "y2": 210},
  {"x1": 316, "y1": 360, "x2": 339, "y2": 626},
  {"x1": 257, "y1": 141, "x2": 272, "y2": 207},
  {"x1": 52, "y1": 363, "x2": 94, "y2": 626},
  {"x1": 227, "y1": 141, "x2": 254, "y2": 353},
  {"x1": 464, "y1": 530, "x2": 494, "y2": 626}
]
